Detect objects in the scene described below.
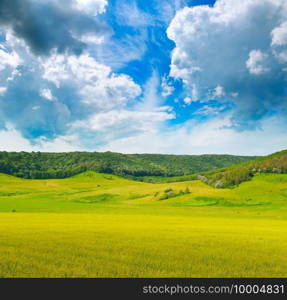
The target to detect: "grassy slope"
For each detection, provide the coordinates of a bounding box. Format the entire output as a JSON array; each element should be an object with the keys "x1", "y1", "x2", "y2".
[
  {"x1": 203, "y1": 149, "x2": 287, "y2": 187},
  {"x1": 0, "y1": 171, "x2": 287, "y2": 277}
]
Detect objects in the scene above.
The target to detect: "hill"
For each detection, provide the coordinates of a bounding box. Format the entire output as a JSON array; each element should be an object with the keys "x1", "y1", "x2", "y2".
[
  {"x1": 1, "y1": 170, "x2": 287, "y2": 277},
  {"x1": 0, "y1": 151, "x2": 258, "y2": 179},
  {"x1": 0, "y1": 170, "x2": 287, "y2": 212},
  {"x1": 201, "y1": 149, "x2": 287, "y2": 188}
]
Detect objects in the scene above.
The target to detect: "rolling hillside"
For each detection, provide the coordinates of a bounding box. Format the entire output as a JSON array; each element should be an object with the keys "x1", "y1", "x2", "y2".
[
  {"x1": 201, "y1": 149, "x2": 287, "y2": 188},
  {"x1": 0, "y1": 170, "x2": 287, "y2": 212},
  {"x1": 1, "y1": 171, "x2": 287, "y2": 277},
  {"x1": 0, "y1": 151, "x2": 258, "y2": 179}
]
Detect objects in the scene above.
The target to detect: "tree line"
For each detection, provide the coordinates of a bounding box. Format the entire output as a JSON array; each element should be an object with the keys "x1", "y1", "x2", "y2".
[{"x1": 0, "y1": 151, "x2": 258, "y2": 179}]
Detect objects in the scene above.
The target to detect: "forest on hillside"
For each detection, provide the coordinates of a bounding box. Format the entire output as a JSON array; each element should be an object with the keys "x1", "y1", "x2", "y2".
[
  {"x1": 0, "y1": 151, "x2": 258, "y2": 179},
  {"x1": 202, "y1": 150, "x2": 287, "y2": 188}
]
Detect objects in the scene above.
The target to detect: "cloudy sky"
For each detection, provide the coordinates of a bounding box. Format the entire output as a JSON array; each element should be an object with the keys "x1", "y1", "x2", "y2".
[{"x1": 0, "y1": 0, "x2": 287, "y2": 155}]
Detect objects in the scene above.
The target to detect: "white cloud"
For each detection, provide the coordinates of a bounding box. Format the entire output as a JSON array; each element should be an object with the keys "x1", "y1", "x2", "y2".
[
  {"x1": 183, "y1": 97, "x2": 193, "y2": 105},
  {"x1": 167, "y1": 0, "x2": 286, "y2": 83},
  {"x1": 246, "y1": 50, "x2": 269, "y2": 75},
  {"x1": 92, "y1": 26, "x2": 148, "y2": 69},
  {"x1": 41, "y1": 52, "x2": 141, "y2": 110},
  {"x1": 161, "y1": 76, "x2": 175, "y2": 97},
  {"x1": 0, "y1": 39, "x2": 23, "y2": 96},
  {"x1": 167, "y1": 0, "x2": 287, "y2": 130},
  {"x1": 98, "y1": 115, "x2": 287, "y2": 156},
  {"x1": 41, "y1": 53, "x2": 110, "y2": 88},
  {"x1": 213, "y1": 85, "x2": 225, "y2": 98},
  {"x1": 1, "y1": 0, "x2": 287, "y2": 156},
  {"x1": 40, "y1": 88, "x2": 55, "y2": 101},
  {"x1": 76, "y1": 109, "x2": 174, "y2": 131},
  {"x1": 0, "y1": 20, "x2": 148, "y2": 149},
  {"x1": 137, "y1": 71, "x2": 163, "y2": 111},
  {"x1": 0, "y1": 125, "x2": 84, "y2": 152},
  {"x1": 0, "y1": 48, "x2": 21, "y2": 72},
  {"x1": 40, "y1": 55, "x2": 69, "y2": 87},
  {"x1": 191, "y1": 84, "x2": 199, "y2": 102},
  {"x1": 73, "y1": 109, "x2": 175, "y2": 145},
  {"x1": 0, "y1": 87, "x2": 7, "y2": 96},
  {"x1": 194, "y1": 105, "x2": 226, "y2": 116},
  {"x1": 35, "y1": 135, "x2": 85, "y2": 152},
  {"x1": 156, "y1": 105, "x2": 173, "y2": 112},
  {"x1": 115, "y1": 1, "x2": 153, "y2": 27},
  {"x1": 79, "y1": 34, "x2": 105, "y2": 45},
  {"x1": 7, "y1": 69, "x2": 21, "y2": 82},
  {"x1": 71, "y1": 70, "x2": 175, "y2": 145},
  {"x1": 1, "y1": 115, "x2": 286, "y2": 157},
  {"x1": 67, "y1": 54, "x2": 111, "y2": 82},
  {"x1": 0, "y1": 126, "x2": 36, "y2": 152},
  {"x1": 0, "y1": 0, "x2": 152, "y2": 151},
  {"x1": 80, "y1": 74, "x2": 141, "y2": 109},
  {"x1": 274, "y1": 50, "x2": 287, "y2": 64},
  {"x1": 74, "y1": 0, "x2": 107, "y2": 15},
  {"x1": 272, "y1": 25, "x2": 287, "y2": 63},
  {"x1": 169, "y1": 47, "x2": 201, "y2": 84},
  {"x1": 271, "y1": 21, "x2": 287, "y2": 46}
]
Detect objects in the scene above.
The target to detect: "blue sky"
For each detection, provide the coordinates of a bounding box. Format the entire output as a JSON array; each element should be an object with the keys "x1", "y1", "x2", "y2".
[{"x1": 0, "y1": 0, "x2": 287, "y2": 155}]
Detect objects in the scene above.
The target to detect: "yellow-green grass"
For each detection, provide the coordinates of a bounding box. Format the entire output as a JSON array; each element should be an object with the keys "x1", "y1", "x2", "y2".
[{"x1": 0, "y1": 171, "x2": 287, "y2": 277}]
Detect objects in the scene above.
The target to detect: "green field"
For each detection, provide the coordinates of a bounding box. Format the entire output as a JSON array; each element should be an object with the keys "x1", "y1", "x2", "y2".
[{"x1": 0, "y1": 171, "x2": 287, "y2": 278}]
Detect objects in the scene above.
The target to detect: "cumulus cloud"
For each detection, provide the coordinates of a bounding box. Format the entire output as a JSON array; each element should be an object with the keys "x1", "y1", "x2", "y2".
[
  {"x1": 41, "y1": 52, "x2": 110, "y2": 87},
  {"x1": 75, "y1": 0, "x2": 107, "y2": 15},
  {"x1": 0, "y1": 19, "x2": 142, "y2": 141},
  {"x1": 72, "y1": 70, "x2": 175, "y2": 146},
  {"x1": 1, "y1": 0, "x2": 286, "y2": 155},
  {"x1": 246, "y1": 50, "x2": 270, "y2": 75},
  {"x1": 40, "y1": 88, "x2": 55, "y2": 101},
  {"x1": 212, "y1": 85, "x2": 225, "y2": 98},
  {"x1": 41, "y1": 52, "x2": 142, "y2": 110},
  {"x1": 0, "y1": 54, "x2": 142, "y2": 140},
  {"x1": 167, "y1": 0, "x2": 287, "y2": 130},
  {"x1": 73, "y1": 109, "x2": 174, "y2": 141},
  {"x1": 271, "y1": 21, "x2": 287, "y2": 46},
  {"x1": 80, "y1": 74, "x2": 141, "y2": 109},
  {"x1": 0, "y1": 0, "x2": 109, "y2": 56},
  {"x1": 0, "y1": 48, "x2": 21, "y2": 71}
]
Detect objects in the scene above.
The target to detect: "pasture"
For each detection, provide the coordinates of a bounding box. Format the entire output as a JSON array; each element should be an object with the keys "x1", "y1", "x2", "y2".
[{"x1": 0, "y1": 172, "x2": 287, "y2": 277}]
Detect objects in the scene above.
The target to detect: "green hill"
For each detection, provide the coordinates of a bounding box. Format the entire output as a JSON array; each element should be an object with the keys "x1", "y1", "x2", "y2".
[
  {"x1": 1, "y1": 170, "x2": 287, "y2": 277},
  {"x1": 0, "y1": 151, "x2": 258, "y2": 179},
  {"x1": 0, "y1": 170, "x2": 287, "y2": 212},
  {"x1": 201, "y1": 149, "x2": 287, "y2": 188}
]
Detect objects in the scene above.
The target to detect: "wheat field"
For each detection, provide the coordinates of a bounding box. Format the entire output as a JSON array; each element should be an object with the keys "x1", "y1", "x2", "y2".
[{"x1": 0, "y1": 172, "x2": 287, "y2": 277}]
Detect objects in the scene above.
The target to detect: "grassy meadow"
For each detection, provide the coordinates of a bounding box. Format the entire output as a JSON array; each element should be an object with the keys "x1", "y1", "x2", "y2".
[{"x1": 0, "y1": 171, "x2": 287, "y2": 277}]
